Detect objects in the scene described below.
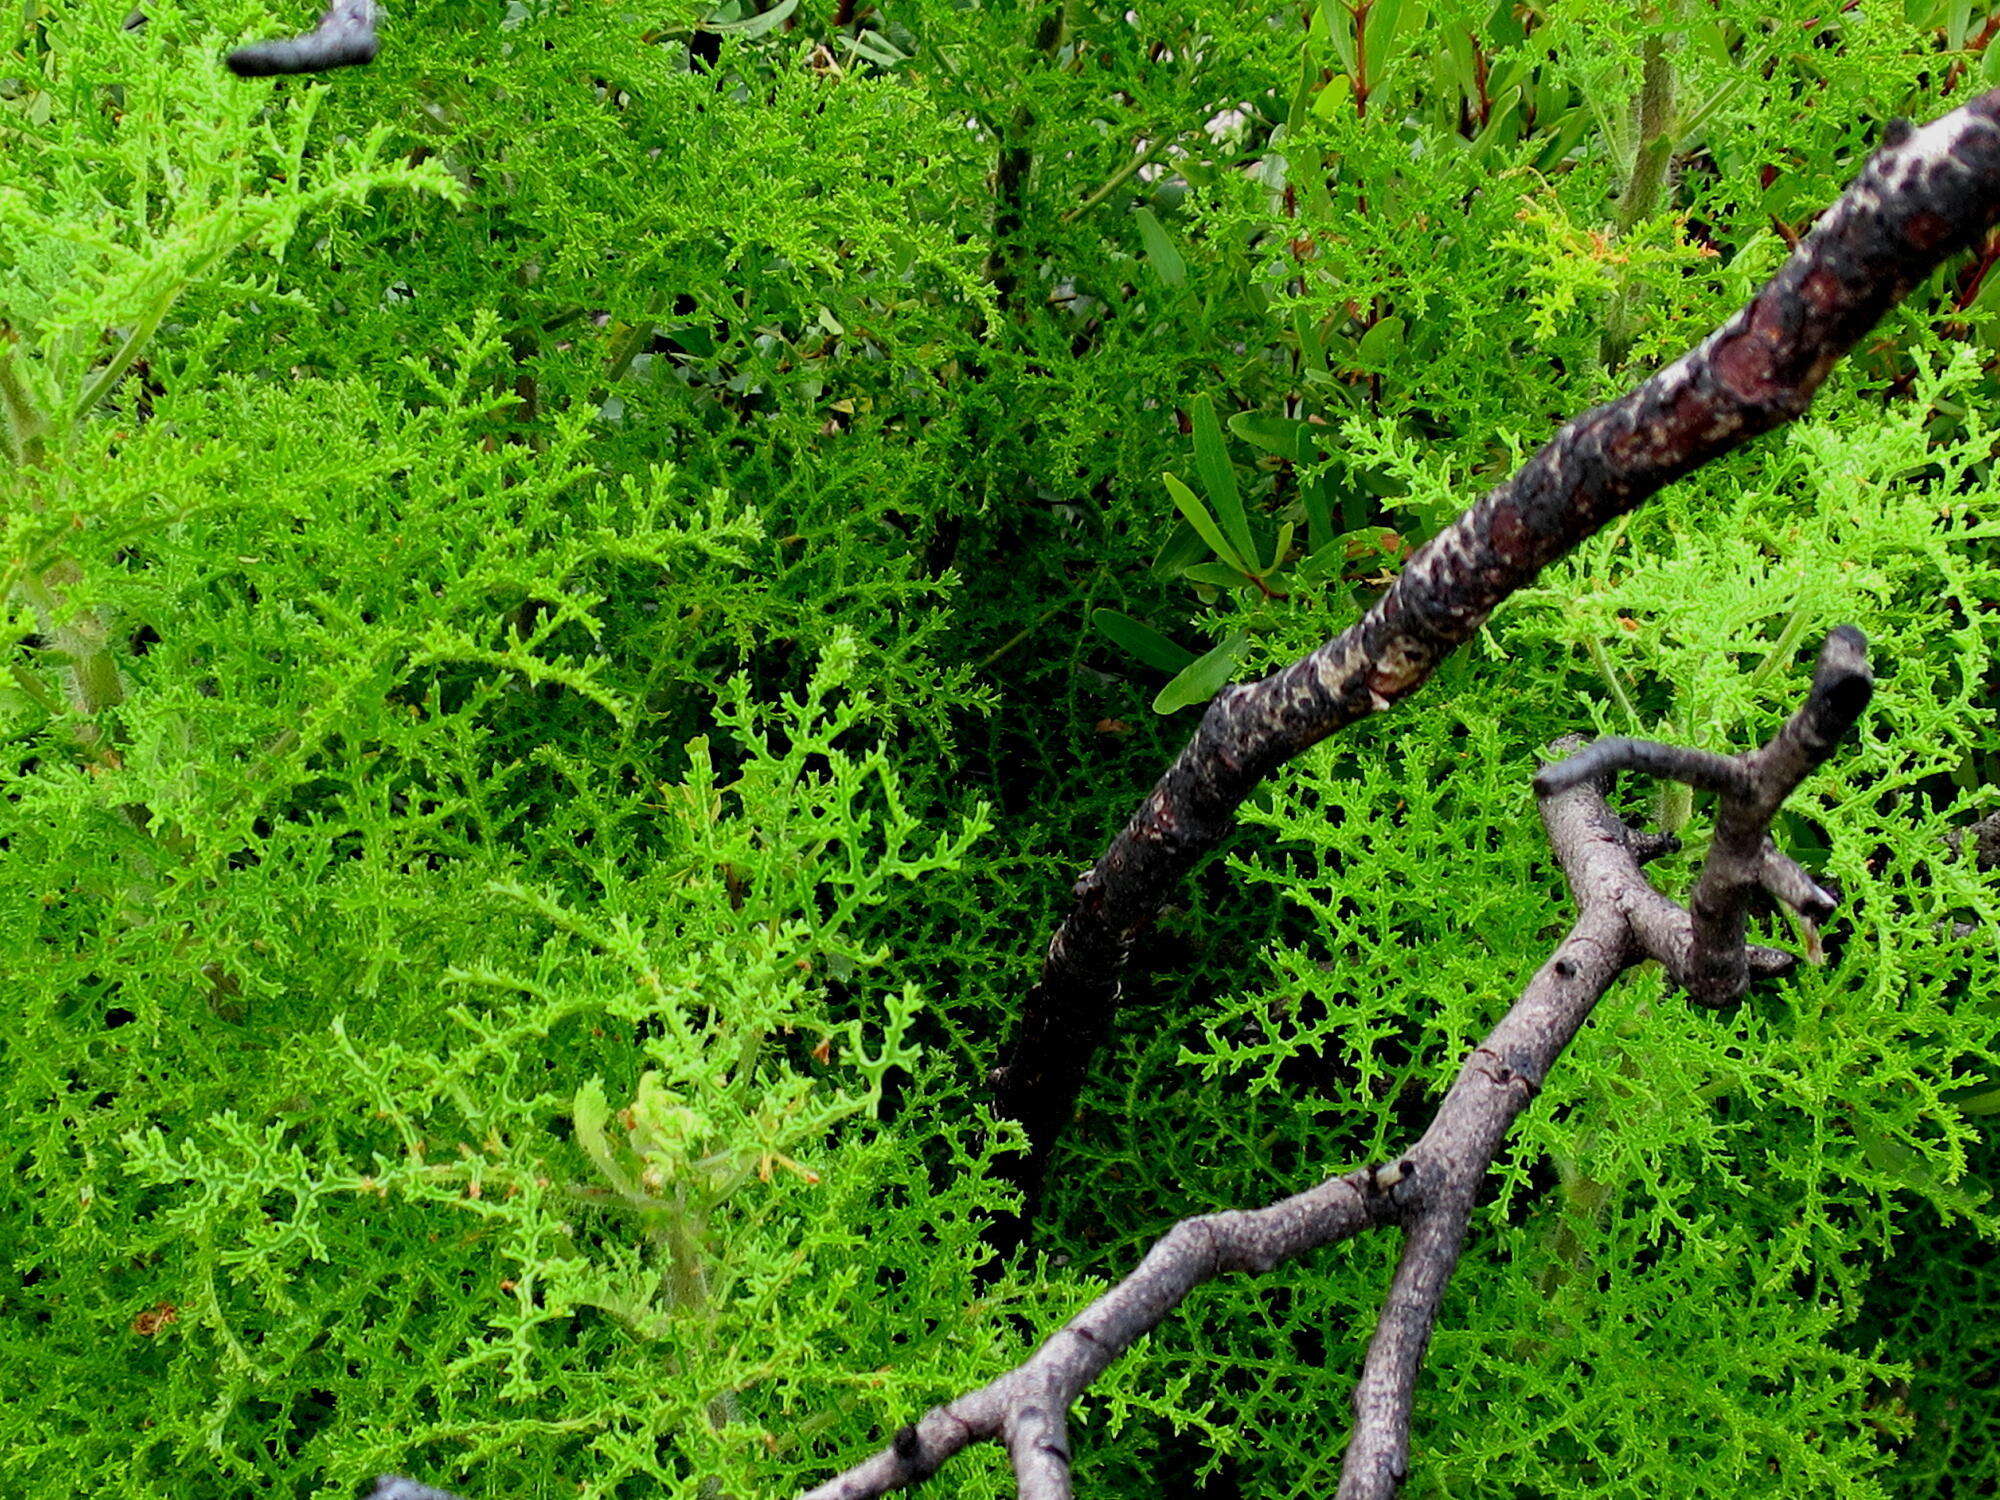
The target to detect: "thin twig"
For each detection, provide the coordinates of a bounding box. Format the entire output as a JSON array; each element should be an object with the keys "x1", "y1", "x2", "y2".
[
  {"x1": 1534, "y1": 734, "x2": 1752, "y2": 799},
  {"x1": 986, "y1": 4, "x2": 1067, "y2": 320},
  {"x1": 1680, "y1": 624, "x2": 1870, "y2": 1001},
  {"x1": 1060, "y1": 133, "x2": 1180, "y2": 224},
  {"x1": 366, "y1": 1481, "x2": 461, "y2": 1500}
]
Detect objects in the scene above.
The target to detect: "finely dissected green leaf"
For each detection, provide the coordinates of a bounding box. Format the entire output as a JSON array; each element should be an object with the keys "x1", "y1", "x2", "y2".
[
  {"x1": 3, "y1": 2, "x2": 1997, "y2": 1497},
  {"x1": 1190, "y1": 393, "x2": 1256, "y2": 567},
  {"x1": 573, "y1": 1078, "x2": 636, "y2": 1197}
]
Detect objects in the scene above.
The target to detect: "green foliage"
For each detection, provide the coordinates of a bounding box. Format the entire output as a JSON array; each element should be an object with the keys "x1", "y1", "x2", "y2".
[{"x1": 2, "y1": 0, "x2": 1996, "y2": 1496}]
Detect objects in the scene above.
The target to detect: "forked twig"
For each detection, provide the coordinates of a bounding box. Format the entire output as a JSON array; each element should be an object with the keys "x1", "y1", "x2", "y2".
[
  {"x1": 226, "y1": 0, "x2": 379, "y2": 77},
  {"x1": 794, "y1": 630, "x2": 1870, "y2": 1500},
  {"x1": 1533, "y1": 627, "x2": 1870, "y2": 1004}
]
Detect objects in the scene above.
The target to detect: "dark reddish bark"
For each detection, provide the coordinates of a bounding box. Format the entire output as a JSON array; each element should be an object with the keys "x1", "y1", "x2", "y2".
[{"x1": 991, "y1": 95, "x2": 2000, "y2": 1214}]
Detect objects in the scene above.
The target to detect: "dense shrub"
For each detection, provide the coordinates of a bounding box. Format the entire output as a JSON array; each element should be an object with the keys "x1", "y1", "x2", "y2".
[{"x1": 2, "y1": 2, "x2": 1994, "y2": 1496}]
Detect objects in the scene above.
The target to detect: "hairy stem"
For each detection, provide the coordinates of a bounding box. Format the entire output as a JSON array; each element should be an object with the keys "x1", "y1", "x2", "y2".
[
  {"x1": 1613, "y1": 26, "x2": 1678, "y2": 237},
  {"x1": 1603, "y1": 17, "x2": 1680, "y2": 367},
  {"x1": 15, "y1": 561, "x2": 125, "y2": 744},
  {"x1": 0, "y1": 337, "x2": 46, "y2": 466}
]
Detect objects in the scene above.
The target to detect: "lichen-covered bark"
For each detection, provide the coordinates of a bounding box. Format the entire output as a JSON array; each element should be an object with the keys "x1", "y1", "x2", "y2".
[{"x1": 992, "y1": 95, "x2": 2000, "y2": 1207}]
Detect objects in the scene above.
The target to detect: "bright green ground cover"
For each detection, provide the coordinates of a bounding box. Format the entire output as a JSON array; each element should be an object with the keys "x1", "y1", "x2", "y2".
[{"x1": 2, "y1": 2, "x2": 1996, "y2": 1495}]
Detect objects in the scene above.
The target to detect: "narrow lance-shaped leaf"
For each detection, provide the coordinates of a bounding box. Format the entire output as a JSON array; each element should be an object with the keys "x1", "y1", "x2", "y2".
[
  {"x1": 1132, "y1": 207, "x2": 1187, "y2": 286},
  {"x1": 1091, "y1": 609, "x2": 1200, "y2": 673},
  {"x1": 1181, "y1": 561, "x2": 1260, "y2": 588},
  {"x1": 703, "y1": 0, "x2": 803, "y2": 37},
  {"x1": 1151, "y1": 518, "x2": 1212, "y2": 577},
  {"x1": 1189, "y1": 393, "x2": 1256, "y2": 566},
  {"x1": 1153, "y1": 631, "x2": 1248, "y2": 714},
  {"x1": 1163, "y1": 471, "x2": 1250, "y2": 574},
  {"x1": 1226, "y1": 411, "x2": 1314, "y2": 463}
]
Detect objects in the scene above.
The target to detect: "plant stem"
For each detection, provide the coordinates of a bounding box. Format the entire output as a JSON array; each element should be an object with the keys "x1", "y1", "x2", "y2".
[
  {"x1": 1613, "y1": 31, "x2": 1677, "y2": 238},
  {"x1": 16, "y1": 562, "x2": 126, "y2": 741},
  {"x1": 1061, "y1": 132, "x2": 1177, "y2": 224},
  {"x1": 0, "y1": 340, "x2": 45, "y2": 466},
  {"x1": 604, "y1": 319, "x2": 656, "y2": 384},
  {"x1": 67, "y1": 282, "x2": 177, "y2": 432},
  {"x1": 1747, "y1": 603, "x2": 1812, "y2": 690},
  {"x1": 1655, "y1": 721, "x2": 1692, "y2": 835},
  {"x1": 1584, "y1": 631, "x2": 1641, "y2": 733},
  {"x1": 987, "y1": 3, "x2": 1067, "y2": 320},
  {"x1": 976, "y1": 595, "x2": 1072, "y2": 671},
  {"x1": 1601, "y1": 21, "x2": 1678, "y2": 368}
]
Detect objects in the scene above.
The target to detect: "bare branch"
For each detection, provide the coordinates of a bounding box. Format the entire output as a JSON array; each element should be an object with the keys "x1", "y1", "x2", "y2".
[
  {"x1": 801, "y1": 1164, "x2": 1394, "y2": 1500},
  {"x1": 365, "y1": 1481, "x2": 463, "y2": 1500},
  {"x1": 1337, "y1": 1190, "x2": 1478, "y2": 1497},
  {"x1": 993, "y1": 94, "x2": 2000, "y2": 1213},
  {"x1": 227, "y1": 0, "x2": 380, "y2": 77},
  {"x1": 1946, "y1": 808, "x2": 2000, "y2": 870},
  {"x1": 1534, "y1": 628, "x2": 1871, "y2": 1006},
  {"x1": 797, "y1": 786, "x2": 1631, "y2": 1500},
  {"x1": 1532, "y1": 736, "x2": 1751, "y2": 799},
  {"x1": 1757, "y1": 842, "x2": 1838, "y2": 922},
  {"x1": 1624, "y1": 827, "x2": 1681, "y2": 867},
  {"x1": 364, "y1": 639, "x2": 1867, "y2": 1500},
  {"x1": 785, "y1": 635, "x2": 1870, "y2": 1500}
]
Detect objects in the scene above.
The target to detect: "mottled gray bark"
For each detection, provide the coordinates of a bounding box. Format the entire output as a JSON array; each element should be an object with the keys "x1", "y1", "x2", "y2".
[
  {"x1": 365, "y1": 1481, "x2": 461, "y2": 1500},
  {"x1": 992, "y1": 94, "x2": 2000, "y2": 1210},
  {"x1": 794, "y1": 631, "x2": 1870, "y2": 1500},
  {"x1": 227, "y1": 0, "x2": 378, "y2": 76}
]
